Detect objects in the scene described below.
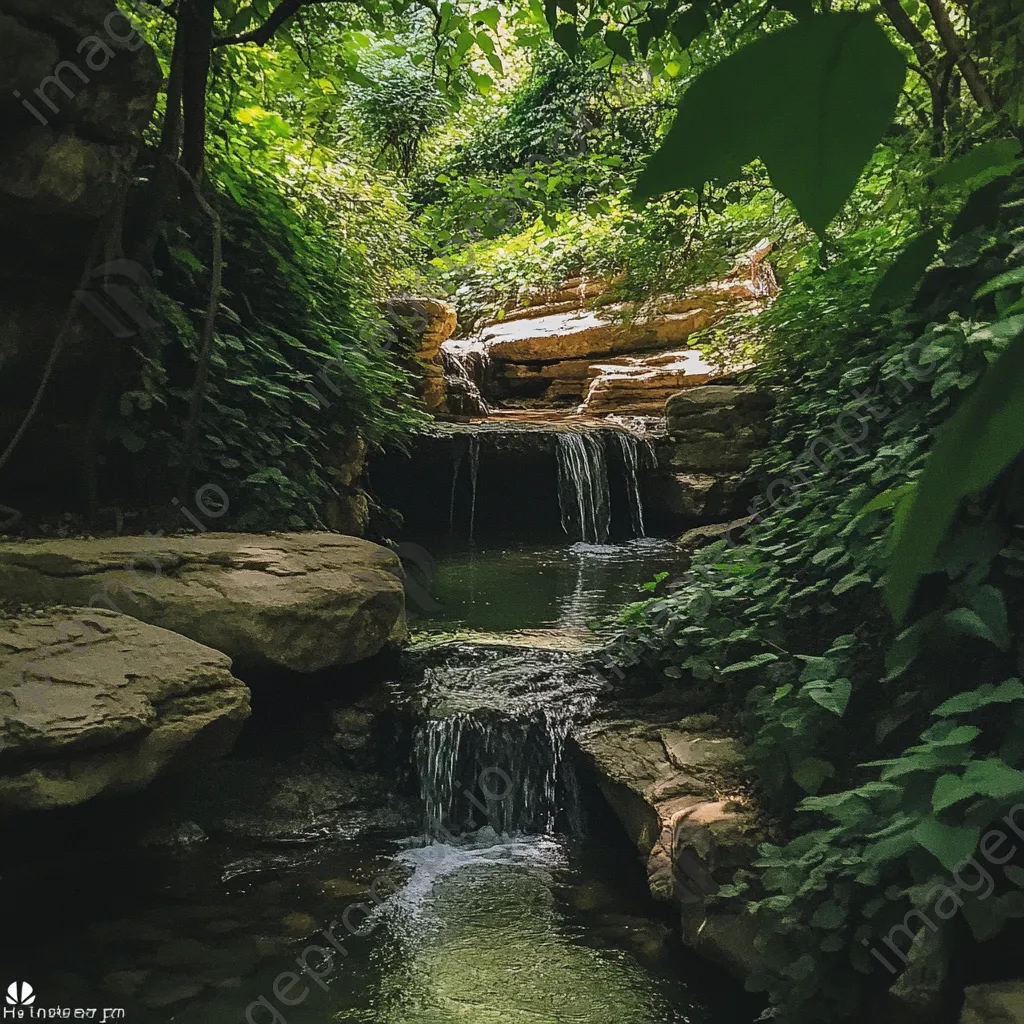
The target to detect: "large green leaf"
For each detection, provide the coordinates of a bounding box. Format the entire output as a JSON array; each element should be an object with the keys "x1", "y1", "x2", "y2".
[
  {"x1": 870, "y1": 227, "x2": 943, "y2": 312},
  {"x1": 886, "y1": 321, "x2": 1024, "y2": 621},
  {"x1": 634, "y1": 13, "x2": 906, "y2": 236}
]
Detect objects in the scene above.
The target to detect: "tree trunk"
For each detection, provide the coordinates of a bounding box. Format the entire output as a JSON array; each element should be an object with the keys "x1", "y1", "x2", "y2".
[{"x1": 180, "y1": 0, "x2": 216, "y2": 182}]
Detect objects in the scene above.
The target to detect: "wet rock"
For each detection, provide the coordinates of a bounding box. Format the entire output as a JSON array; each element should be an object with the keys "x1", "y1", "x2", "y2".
[
  {"x1": 281, "y1": 911, "x2": 319, "y2": 936},
  {"x1": 574, "y1": 716, "x2": 760, "y2": 979},
  {"x1": 0, "y1": 532, "x2": 406, "y2": 673},
  {"x1": 321, "y1": 876, "x2": 368, "y2": 899},
  {"x1": 165, "y1": 758, "x2": 414, "y2": 844},
  {"x1": 960, "y1": 982, "x2": 1024, "y2": 1023},
  {"x1": 678, "y1": 517, "x2": 753, "y2": 553},
  {"x1": 0, "y1": 607, "x2": 249, "y2": 814}
]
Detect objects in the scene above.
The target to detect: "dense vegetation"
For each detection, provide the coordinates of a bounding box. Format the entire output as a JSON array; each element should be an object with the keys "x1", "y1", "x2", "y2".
[{"x1": 6, "y1": 0, "x2": 1024, "y2": 1018}]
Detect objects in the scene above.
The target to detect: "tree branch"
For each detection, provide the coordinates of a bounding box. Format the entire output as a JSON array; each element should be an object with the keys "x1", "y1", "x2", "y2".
[
  {"x1": 212, "y1": 0, "x2": 336, "y2": 47},
  {"x1": 921, "y1": 0, "x2": 993, "y2": 110}
]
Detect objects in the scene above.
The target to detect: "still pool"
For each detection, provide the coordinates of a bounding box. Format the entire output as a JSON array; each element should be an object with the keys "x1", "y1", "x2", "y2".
[{"x1": 412, "y1": 539, "x2": 690, "y2": 639}]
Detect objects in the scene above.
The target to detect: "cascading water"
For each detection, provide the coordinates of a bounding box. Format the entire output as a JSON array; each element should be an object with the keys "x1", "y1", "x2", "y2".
[
  {"x1": 448, "y1": 434, "x2": 482, "y2": 542},
  {"x1": 556, "y1": 432, "x2": 611, "y2": 544},
  {"x1": 441, "y1": 339, "x2": 491, "y2": 417},
  {"x1": 408, "y1": 647, "x2": 597, "y2": 840},
  {"x1": 468, "y1": 435, "x2": 480, "y2": 545},
  {"x1": 611, "y1": 431, "x2": 655, "y2": 539}
]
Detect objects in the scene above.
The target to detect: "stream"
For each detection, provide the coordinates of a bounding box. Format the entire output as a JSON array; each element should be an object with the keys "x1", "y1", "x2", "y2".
[{"x1": 0, "y1": 438, "x2": 756, "y2": 1024}]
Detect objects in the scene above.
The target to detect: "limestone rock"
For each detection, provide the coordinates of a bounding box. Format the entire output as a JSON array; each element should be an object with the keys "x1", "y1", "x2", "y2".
[
  {"x1": 665, "y1": 385, "x2": 775, "y2": 472},
  {"x1": 385, "y1": 296, "x2": 457, "y2": 413},
  {"x1": 574, "y1": 717, "x2": 760, "y2": 978},
  {"x1": 323, "y1": 434, "x2": 370, "y2": 537},
  {"x1": 0, "y1": 533, "x2": 406, "y2": 673},
  {"x1": 0, "y1": 607, "x2": 249, "y2": 813},
  {"x1": 582, "y1": 350, "x2": 717, "y2": 416},
  {"x1": 678, "y1": 517, "x2": 753, "y2": 553},
  {"x1": 481, "y1": 306, "x2": 715, "y2": 365},
  {"x1": 960, "y1": 982, "x2": 1024, "y2": 1024},
  {"x1": 646, "y1": 470, "x2": 752, "y2": 524}
]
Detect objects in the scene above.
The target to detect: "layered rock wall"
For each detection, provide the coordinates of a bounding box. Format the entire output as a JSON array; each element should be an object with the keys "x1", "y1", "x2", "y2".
[{"x1": 647, "y1": 384, "x2": 775, "y2": 533}]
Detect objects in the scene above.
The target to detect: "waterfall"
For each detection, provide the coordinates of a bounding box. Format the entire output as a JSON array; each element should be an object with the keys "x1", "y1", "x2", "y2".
[
  {"x1": 409, "y1": 647, "x2": 597, "y2": 840},
  {"x1": 448, "y1": 434, "x2": 482, "y2": 542},
  {"x1": 448, "y1": 439, "x2": 465, "y2": 537},
  {"x1": 414, "y1": 711, "x2": 578, "y2": 837},
  {"x1": 441, "y1": 339, "x2": 491, "y2": 417},
  {"x1": 468, "y1": 435, "x2": 480, "y2": 545},
  {"x1": 611, "y1": 432, "x2": 654, "y2": 538},
  {"x1": 556, "y1": 433, "x2": 611, "y2": 544}
]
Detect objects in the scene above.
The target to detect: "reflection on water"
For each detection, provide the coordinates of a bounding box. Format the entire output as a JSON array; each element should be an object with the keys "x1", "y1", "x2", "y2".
[
  {"x1": 1, "y1": 825, "x2": 754, "y2": 1024},
  {"x1": 416, "y1": 539, "x2": 689, "y2": 638},
  {"x1": 372, "y1": 829, "x2": 724, "y2": 1024}
]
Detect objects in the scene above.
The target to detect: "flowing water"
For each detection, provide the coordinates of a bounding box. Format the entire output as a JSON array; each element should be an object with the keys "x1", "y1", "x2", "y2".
[
  {"x1": 1, "y1": 423, "x2": 756, "y2": 1024},
  {"x1": 441, "y1": 339, "x2": 491, "y2": 417},
  {"x1": 556, "y1": 432, "x2": 612, "y2": 544},
  {"x1": 612, "y1": 431, "x2": 656, "y2": 538}
]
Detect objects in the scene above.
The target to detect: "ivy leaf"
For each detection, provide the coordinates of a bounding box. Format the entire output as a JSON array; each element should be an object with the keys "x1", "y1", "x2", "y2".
[
  {"x1": 869, "y1": 227, "x2": 943, "y2": 312},
  {"x1": 670, "y1": 6, "x2": 708, "y2": 48},
  {"x1": 934, "y1": 679, "x2": 1024, "y2": 717},
  {"x1": 806, "y1": 678, "x2": 852, "y2": 716},
  {"x1": 773, "y1": 0, "x2": 813, "y2": 18},
  {"x1": 962, "y1": 758, "x2": 1024, "y2": 800},
  {"x1": 932, "y1": 773, "x2": 975, "y2": 812},
  {"x1": 809, "y1": 900, "x2": 845, "y2": 928},
  {"x1": 793, "y1": 757, "x2": 836, "y2": 794},
  {"x1": 933, "y1": 137, "x2": 1022, "y2": 188},
  {"x1": 886, "y1": 321, "x2": 1024, "y2": 621},
  {"x1": 720, "y1": 652, "x2": 779, "y2": 673},
  {"x1": 604, "y1": 29, "x2": 633, "y2": 60},
  {"x1": 975, "y1": 267, "x2": 1024, "y2": 301},
  {"x1": 553, "y1": 22, "x2": 579, "y2": 56},
  {"x1": 912, "y1": 818, "x2": 980, "y2": 872},
  {"x1": 635, "y1": 13, "x2": 906, "y2": 237},
  {"x1": 581, "y1": 17, "x2": 605, "y2": 37}
]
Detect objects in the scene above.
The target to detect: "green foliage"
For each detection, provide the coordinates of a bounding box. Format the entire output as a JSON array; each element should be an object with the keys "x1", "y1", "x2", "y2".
[
  {"x1": 610, "y1": 164, "x2": 1024, "y2": 1019},
  {"x1": 635, "y1": 13, "x2": 907, "y2": 237}
]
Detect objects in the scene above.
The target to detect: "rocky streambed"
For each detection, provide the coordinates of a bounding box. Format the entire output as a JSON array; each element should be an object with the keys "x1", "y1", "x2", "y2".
[{"x1": 0, "y1": 526, "x2": 767, "y2": 1021}]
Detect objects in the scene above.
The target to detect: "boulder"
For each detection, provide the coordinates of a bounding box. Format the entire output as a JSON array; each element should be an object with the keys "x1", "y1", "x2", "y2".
[
  {"x1": 665, "y1": 385, "x2": 775, "y2": 472},
  {"x1": 0, "y1": 533, "x2": 406, "y2": 673},
  {"x1": 678, "y1": 517, "x2": 753, "y2": 553},
  {"x1": 646, "y1": 470, "x2": 752, "y2": 524},
  {"x1": 481, "y1": 306, "x2": 715, "y2": 365},
  {"x1": 960, "y1": 982, "x2": 1024, "y2": 1024},
  {"x1": 573, "y1": 716, "x2": 760, "y2": 978},
  {"x1": 0, "y1": 607, "x2": 249, "y2": 813}
]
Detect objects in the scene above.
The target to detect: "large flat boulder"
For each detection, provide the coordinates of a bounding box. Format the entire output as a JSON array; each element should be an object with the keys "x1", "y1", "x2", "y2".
[
  {"x1": 481, "y1": 306, "x2": 714, "y2": 364},
  {"x1": 0, "y1": 607, "x2": 250, "y2": 813},
  {"x1": 0, "y1": 533, "x2": 406, "y2": 673}
]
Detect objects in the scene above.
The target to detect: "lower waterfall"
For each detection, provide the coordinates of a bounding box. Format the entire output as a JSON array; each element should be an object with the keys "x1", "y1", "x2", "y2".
[
  {"x1": 409, "y1": 647, "x2": 595, "y2": 839},
  {"x1": 556, "y1": 432, "x2": 612, "y2": 544}
]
